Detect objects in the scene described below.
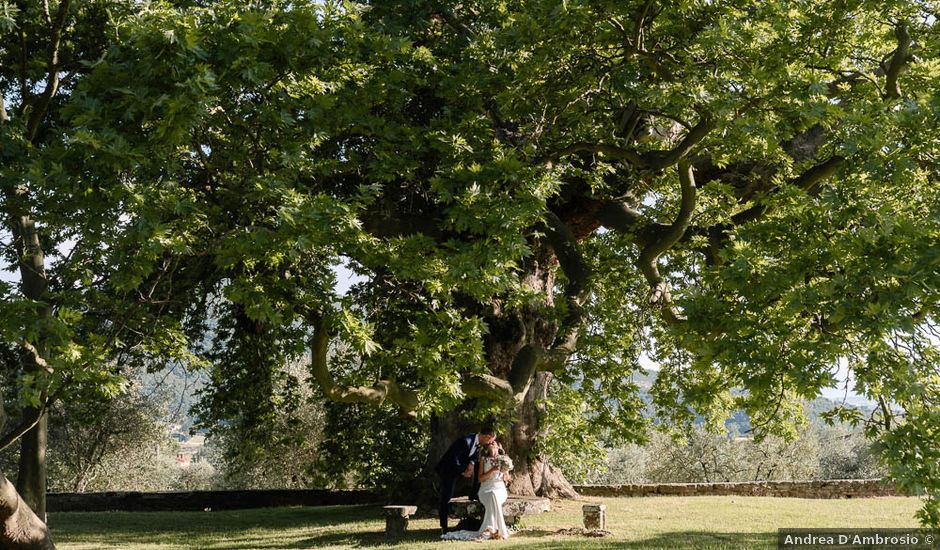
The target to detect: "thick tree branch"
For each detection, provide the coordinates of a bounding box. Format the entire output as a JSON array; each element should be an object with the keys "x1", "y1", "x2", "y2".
[
  {"x1": 309, "y1": 314, "x2": 522, "y2": 409},
  {"x1": 487, "y1": 212, "x2": 596, "y2": 390},
  {"x1": 547, "y1": 114, "x2": 715, "y2": 171},
  {"x1": 595, "y1": 200, "x2": 645, "y2": 234},
  {"x1": 462, "y1": 373, "x2": 514, "y2": 401},
  {"x1": 643, "y1": 161, "x2": 697, "y2": 258},
  {"x1": 309, "y1": 316, "x2": 419, "y2": 416},
  {"x1": 550, "y1": 142, "x2": 644, "y2": 165},
  {"x1": 794, "y1": 155, "x2": 847, "y2": 196},
  {"x1": 640, "y1": 115, "x2": 715, "y2": 170},
  {"x1": 542, "y1": 211, "x2": 591, "y2": 353},
  {"x1": 506, "y1": 343, "x2": 545, "y2": 396},
  {"x1": 636, "y1": 161, "x2": 697, "y2": 324},
  {"x1": 884, "y1": 22, "x2": 911, "y2": 100},
  {"x1": 731, "y1": 156, "x2": 846, "y2": 226},
  {"x1": 25, "y1": 0, "x2": 71, "y2": 143}
]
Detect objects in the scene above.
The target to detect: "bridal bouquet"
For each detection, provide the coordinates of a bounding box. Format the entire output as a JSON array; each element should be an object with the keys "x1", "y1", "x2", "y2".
[{"x1": 495, "y1": 454, "x2": 513, "y2": 471}]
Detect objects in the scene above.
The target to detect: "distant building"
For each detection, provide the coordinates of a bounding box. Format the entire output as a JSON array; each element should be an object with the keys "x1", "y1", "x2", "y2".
[{"x1": 175, "y1": 434, "x2": 206, "y2": 469}]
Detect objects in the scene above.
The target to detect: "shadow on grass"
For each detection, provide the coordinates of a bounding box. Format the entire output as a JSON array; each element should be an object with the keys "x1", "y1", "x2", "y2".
[
  {"x1": 282, "y1": 529, "x2": 772, "y2": 549},
  {"x1": 550, "y1": 531, "x2": 772, "y2": 549},
  {"x1": 283, "y1": 528, "x2": 772, "y2": 550},
  {"x1": 52, "y1": 505, "x2": 377, "y2": 547},
  {"x1": 53, "y1": 506, "x2": 775, "y2": 549}
]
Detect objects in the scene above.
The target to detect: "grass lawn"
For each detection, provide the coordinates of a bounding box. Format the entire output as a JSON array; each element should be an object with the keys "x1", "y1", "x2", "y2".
[{"x1": 52, "y1": 496, "x2": 923, "y2": 549}]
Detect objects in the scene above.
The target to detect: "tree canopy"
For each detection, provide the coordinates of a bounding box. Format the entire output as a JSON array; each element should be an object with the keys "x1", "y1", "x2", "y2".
[{"x1": 1, "y1": 0, "x2": 938, "y2": 538}]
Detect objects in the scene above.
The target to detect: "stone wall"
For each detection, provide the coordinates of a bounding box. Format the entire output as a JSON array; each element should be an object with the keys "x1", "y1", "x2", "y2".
[
  {"x1": 46, "y1": 479, "x2": 905, "y2": 513},
  {"x1": 47, "y1": 489, "x2": 383, "y2": 513},
  {"x1": 573, "y1": 479, "x2": 905, "y2": 499}
]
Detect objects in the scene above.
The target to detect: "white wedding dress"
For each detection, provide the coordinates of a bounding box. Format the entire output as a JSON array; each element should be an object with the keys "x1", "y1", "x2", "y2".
[{"x1": 441, "y1": 458, "x2": 510, "y2": 541}]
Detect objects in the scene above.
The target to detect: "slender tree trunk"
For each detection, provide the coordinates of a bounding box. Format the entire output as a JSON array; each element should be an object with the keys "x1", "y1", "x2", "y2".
[
  {"x1": 16, "y1": 414, "x2": 48, "y2": 521},
  {"x1": 12, "y1": 210, "x2": 51, "y2": 521}
]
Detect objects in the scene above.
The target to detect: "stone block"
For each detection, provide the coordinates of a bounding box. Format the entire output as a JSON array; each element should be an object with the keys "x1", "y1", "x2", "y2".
[
  {"x1": 383, "y1": 505, "x2": 417, "y2": 539},
  {"x1": 448, "y1": 495, "x2": 551, "y2": 525},
  {"x1": 583, "y1": 503, "x2": 606, "y2": 530}
]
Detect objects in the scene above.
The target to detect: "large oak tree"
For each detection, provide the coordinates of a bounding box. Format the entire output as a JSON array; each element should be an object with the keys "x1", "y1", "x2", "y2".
[
  {"x1": 80, "y1": 0, "x2": 939, "y2": 519},
  {"x1": 5, "y1": 0, "x2": 938, "y2": 536}
]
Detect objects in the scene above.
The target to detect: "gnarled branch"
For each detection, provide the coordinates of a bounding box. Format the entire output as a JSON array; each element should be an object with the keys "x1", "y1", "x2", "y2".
[
  {"x1": 548, "y1": 114, "x2": 715, "y2": 171},
  {"x1": 462, "y1": 373, "x2": 514, "y2": 402},
  {"x1": 309, "y1": 316, "x2": 420, "y2": 416},
  {"x1": 497, "y1": 213, "x2": 595, "y2": 389},
  {"x1": 640, "y1": 115, "x2": 715, "y2": 170},
  {"x1": 731, "y1": 156, "x2": 846, "y2": 226},
  {"x1": 507, "y1": 343, "x2": 542, "y2": 395},
  {"x1": 636, "y1": 161, "x2": 697, "y2": 324},
  {"x1": 543, "y1": 211, "x2": 592, "y2": 353},
  {"x1": 25, "y1": 0, "x2": 71, "y2": 143}
]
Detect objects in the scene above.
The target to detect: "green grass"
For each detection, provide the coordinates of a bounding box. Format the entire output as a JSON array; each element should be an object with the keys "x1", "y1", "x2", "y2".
[{"x1": 52, "y1": 496, "x2": 923, "y2": 549}]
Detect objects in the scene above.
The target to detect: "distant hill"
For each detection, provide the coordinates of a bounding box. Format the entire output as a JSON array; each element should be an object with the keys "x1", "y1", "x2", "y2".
[
  {"x1": 139, "y1": 364, "x2": 207, "y2": 432},
  {"x1": 136, "y1": 361, "x2": 874, "y2": 437},
  {"x1": 624, "y1": 368, "x2": 874, "y2": 435}
]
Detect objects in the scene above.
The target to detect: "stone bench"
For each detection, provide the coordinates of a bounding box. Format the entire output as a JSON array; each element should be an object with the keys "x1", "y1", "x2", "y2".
[
  {"x1": 383, "y1": 505, "x2": 417, "y2": 539},
  {"x1": 448, "y1": 495, "x2": 551, "y2": 525}
]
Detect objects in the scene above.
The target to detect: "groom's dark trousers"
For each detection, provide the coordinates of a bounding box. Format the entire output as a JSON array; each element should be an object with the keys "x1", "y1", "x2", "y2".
[{"x1": 434, "y1": 433, "x2": 478, "y2": 531}]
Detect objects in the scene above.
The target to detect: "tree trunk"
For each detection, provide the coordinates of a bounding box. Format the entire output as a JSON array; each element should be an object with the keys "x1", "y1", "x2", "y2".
[
  {"x1": 494, "y1": 251, "x2": 578, "y2": 498},
  {"x1": 16, "y1": 414, "x2": 48, "y2": 521},
  {"x1": 425, "y1": 374, "x2": 577, "y2": 499},
  {"x1": 426, "y1": 247, "x2": 580, "y2": 499},
  {"x1": 0, "y1": 474, "x2": 55, "y2": 550},
  {"x1": 13, "y1": 211, "x2": 51, "y2": 522},
  {"x1": 502, "y1": 372, "x2": 578, "y2": 498},
  {"x1": 419, "y1": 242, "x2": 582, "y2": 501}
]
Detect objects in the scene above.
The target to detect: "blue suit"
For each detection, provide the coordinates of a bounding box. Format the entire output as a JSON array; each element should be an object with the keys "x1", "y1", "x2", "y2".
[{"x1": 435, "y1": 433, "x2": 480, "y2": 530}]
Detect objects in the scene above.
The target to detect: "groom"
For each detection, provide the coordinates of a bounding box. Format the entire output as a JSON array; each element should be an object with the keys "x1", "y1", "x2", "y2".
[{"x1": 434, "y1": 426, "x2": 496, "y2": 535}]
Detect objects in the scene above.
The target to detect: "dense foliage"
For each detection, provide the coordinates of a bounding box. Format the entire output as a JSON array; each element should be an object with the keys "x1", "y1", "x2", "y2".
[
  {"x1": 312, "y1": 401, "x2": 430, "y2": 499},
  {"x1": 0, "y1": 0, "x2": 937, "y2": 536}
]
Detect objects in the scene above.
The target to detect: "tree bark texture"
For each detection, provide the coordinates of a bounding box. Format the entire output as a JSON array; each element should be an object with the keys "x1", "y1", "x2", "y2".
[
  {"x1": 15, "y1": 414, "x2": 48, "y2": 521},
  {"x1": 426, "y1": 251, "x2": 577, "y2": 499},
  {"x1": 0, "y1": 475, "x2": 55, "y2": 550}
]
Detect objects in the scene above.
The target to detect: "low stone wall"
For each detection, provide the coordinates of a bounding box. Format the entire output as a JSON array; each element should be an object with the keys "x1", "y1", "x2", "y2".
[
  {"x1": 573, "y1": 479, "x2": 904, "y2": 499},
  {"x1": 47, "y1": 489, "x2": 383, "y2": 513}
]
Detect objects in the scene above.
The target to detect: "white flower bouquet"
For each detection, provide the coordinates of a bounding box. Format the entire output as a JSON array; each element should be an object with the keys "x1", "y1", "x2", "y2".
[{"x1": 495, "y1": 454, "x2": 514, "y2": 471}]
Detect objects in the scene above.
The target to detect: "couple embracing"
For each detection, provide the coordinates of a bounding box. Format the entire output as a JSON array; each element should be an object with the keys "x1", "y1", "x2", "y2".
[{"x1": 435, "y1": 426, "x2": 513, "y2": 541}]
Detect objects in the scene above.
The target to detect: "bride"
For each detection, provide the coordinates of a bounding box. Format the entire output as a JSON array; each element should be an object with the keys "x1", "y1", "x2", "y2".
[{"x1": 442, "y1": 442, "x2": 511, "y2": 541}]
